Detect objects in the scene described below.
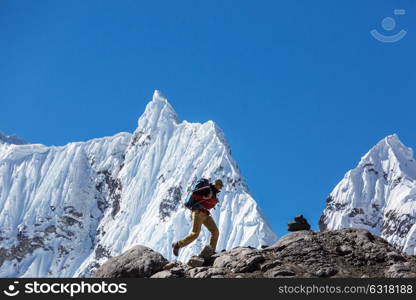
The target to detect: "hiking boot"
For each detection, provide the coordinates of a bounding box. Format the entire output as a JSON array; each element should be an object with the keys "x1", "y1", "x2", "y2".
[{"x1": 172, "y1": 242, "x2": 180, "y2": 256}]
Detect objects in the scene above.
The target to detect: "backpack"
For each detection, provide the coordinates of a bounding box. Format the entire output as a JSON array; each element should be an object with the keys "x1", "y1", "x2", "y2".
[
  {"x1": 194, "y1": 178, "x2": 210, "y2": 190},
  {"x1": 184, "y1": 178, "x2": 210, "y2": 210}
]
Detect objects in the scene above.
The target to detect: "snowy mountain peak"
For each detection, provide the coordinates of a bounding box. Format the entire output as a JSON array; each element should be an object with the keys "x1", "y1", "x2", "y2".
[
  {"x1": 320, "y1": 134, "x2": 416, "y2": 255},
  {"x1": 0, "y1": 131, "x2": 27, "y2": 145},
  {"x1": 361, "y1": 134, "x2": 410, "y2": 161},
  {"x1": 0, "y1": 91, "x2": 277, "y2": 277},
  {"x1": 136, "y1": 90, "x2": 179, "y2": 134},
  {"x1": 359, "y1": 134, "x2": 416, "y2": 179},
  {"x1": 152, "y1": 89, "x2": 167, "y2": 102}
]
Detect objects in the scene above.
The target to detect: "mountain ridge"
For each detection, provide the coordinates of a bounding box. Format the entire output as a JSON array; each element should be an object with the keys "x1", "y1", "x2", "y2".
[
  {"x1": 320, "y1": 134, "x2": 416, "y2": 255},
  {"x1": 0, "y1": 91, "x2": 277, "y2": 277},
  {"x1": 93, "y1": 228, "x2": 416, "y2": 278}
]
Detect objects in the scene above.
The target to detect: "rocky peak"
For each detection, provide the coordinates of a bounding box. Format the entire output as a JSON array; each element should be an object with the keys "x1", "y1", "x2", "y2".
[{"x1": 0, "y1": 131, "x2": 27, "y2": 145}]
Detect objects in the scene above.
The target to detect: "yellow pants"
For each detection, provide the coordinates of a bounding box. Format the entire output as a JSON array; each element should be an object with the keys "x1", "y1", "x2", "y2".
[{"x1": 177, "y1": 210, "x2": 219, "y2": 251}]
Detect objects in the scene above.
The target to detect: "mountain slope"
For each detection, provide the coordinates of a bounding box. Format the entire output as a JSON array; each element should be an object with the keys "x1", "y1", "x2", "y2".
[
  {"x1": 319, "y1": 134, "x2": 416, "y2": 255},
  {"x1": 0, "y1": 90, "x2": 277, "y2": 277}
]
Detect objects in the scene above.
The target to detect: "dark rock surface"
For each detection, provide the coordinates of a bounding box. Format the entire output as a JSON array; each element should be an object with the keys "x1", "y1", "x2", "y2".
[
  {"x1": 92, "y1": 245, "x2": 168, "y2": 278},
  {"x1": 93, "y1": 228, "x2": 416, "y2": 278}
]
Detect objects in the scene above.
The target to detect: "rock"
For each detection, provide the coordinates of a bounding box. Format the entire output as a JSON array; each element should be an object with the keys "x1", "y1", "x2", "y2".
[
  {"x1": 213, "y1": 247, "x2": 257, "y2": 269},
  {"x1": 170, "y1": 267, "x2": 186, "y2": 276},
  {"x1": 261, "y1": 260, "x2": 283, "y2": 272},
  {"x1": 356, "y1": 230, "x2": 375, "y2": 244},
  {"x1": 352, "y1": 260, "x2": 365, "y2": 267},
  {"x1": 336, "y1": 245, "x2": 353, "y2": 256},
  {"x1": 163, "y1": 261, "x2": 187, "y2": 271},
  {"x1": 194, "y1": 271, "x2": 209, "y2": 278},
  {"x1": 199, "y1": 245, "x2": 214, "y2": 260},
  {"x1": 294, "y1": 215, "x2": 307, "y2": 223},
  {"x1": 315, "y1": 266, "x2": 338, "y2": 277},
  {"x1": 374, "y1": 252, "x2": 386, "y2": 262},
  {"x1": 387, "y1": 252, "x2": 407, "y2": 262},
  {"x1": 187, "y1": 267, "x2": 209, "y2": 278},
  {"x1": 163, "y1": 261, "x2": 177, "y2": 270},
  {"x1": 151, "y1": 270, "x2": 176, "y2": 278},
  {"x1": 187, "y1": 256, "x2": 205, "y2": 268},
  {"x1": 288, "y1": 222, "x2": 310, "y2": 231},
  {"x1": 288, "y1": 215, "x2": 311, "y2": 232},
  {"x1": 270, "y1": 269, "x2": 296, "y2": 277},
  {"x1": 93, "y1": 245, "x2": 168, "y2": 278},
  {"x1": 193, "y1": 267, "x2": 226, "y2": 278},
  {"x1": 207, "y1": 267, "x2": 226, "y2": 276},
  {"x1": 233, "y1": 255, "x2": 265, "y2": 273},
  {"x1": 266, "y1": 230, "x2": 314, "y2": 251},
  {"x1": 385, "y1": 263, "x2": 416, "y2": 278},
  {"x1": 94, "y1": 228, "x2": 416, "y2": 279}
]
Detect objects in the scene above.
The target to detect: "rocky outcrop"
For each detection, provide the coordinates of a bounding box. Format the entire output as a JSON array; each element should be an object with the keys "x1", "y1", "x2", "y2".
[
  {"x1": 92, "y1": 245, "x2": 168, "y2": 278},
  {"x1": 93, "y1": 228, "x2": 416, "y2": 278}
]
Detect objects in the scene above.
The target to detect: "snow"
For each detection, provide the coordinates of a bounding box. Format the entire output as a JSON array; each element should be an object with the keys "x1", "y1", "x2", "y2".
[
  {"x1": 0, "y1": 90, "x2": 277, "y2": 277},
  {"x1": 320, "y1": 134, "x2": 416, "y2": 255}
]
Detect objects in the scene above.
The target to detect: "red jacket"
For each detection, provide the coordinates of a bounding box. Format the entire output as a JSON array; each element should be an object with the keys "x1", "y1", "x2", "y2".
[{"x1": 192, "y1": 192, "x2": 219, "y2": 212}]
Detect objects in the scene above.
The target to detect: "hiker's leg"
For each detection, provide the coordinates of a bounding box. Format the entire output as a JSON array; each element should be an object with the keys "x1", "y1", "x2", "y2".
[
  {"x1": 177, "y1": 210, "x2": 204, "y2": 248},
  {"x1": 203, "y1": 214, "x2": 219, "y2": 251}
]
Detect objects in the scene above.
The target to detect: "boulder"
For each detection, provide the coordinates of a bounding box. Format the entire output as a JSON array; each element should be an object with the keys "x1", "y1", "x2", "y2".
[
  {"x1": 151, "y1": 270, "x2": 176, "y2": 278},
  {"x1": 187, "y1": 267, "x2": 209, "y2": 278},
  {"x1": 198, "y1": 245, "x2": 215, "y2": 260},
  {"x1": 385, "y1": 263, "x2": 416, "y2": 278},
  {"x1": 187, "y1": 256, "x2": 205, "y2": 268},
  {"x1": 213, "y1": 247, "x2": 259, "y2": 271},
  {"x1": 266, "y1": 230, "x2": 314, "y2": 251},
  {"x1": 93, "y1": 245, "x2": 168, "y2": 278},
  {"x1": 233, "y1": 255, "x2": 265, "y2": 273},
  {"x1": 163, "y1": 261, "x2": 190, "y2": 274}
]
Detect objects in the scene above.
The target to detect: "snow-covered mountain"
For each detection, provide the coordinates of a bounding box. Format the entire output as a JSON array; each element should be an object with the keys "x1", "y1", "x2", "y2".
[
  {"x1": 0, "y1": 90, "x2": 277, "y2": 277},
  {"x1": 319, "y1": 134, "x2": 416, "y2": 255},
  {"x1": 0, "y1": 132, "x2": 27, "y2": 145}
]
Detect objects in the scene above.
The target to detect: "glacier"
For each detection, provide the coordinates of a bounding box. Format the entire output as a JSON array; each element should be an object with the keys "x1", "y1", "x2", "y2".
[
  {"x1": 0, "y1": 90, "x2": 277, "y2": 277},
  {"x1": 319, "y1": 134, "x2": 416, "y2": 255}
]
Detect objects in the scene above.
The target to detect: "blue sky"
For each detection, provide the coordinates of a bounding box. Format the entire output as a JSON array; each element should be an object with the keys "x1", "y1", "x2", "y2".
[{"x1": 1, "y1": 0, "x2": 416, "y2": 238}]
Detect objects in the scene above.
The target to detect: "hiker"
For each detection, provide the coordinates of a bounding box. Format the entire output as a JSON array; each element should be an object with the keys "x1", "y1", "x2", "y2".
[{"x1": 172, "y1": 179, "x2": 224, "y2": 256}]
